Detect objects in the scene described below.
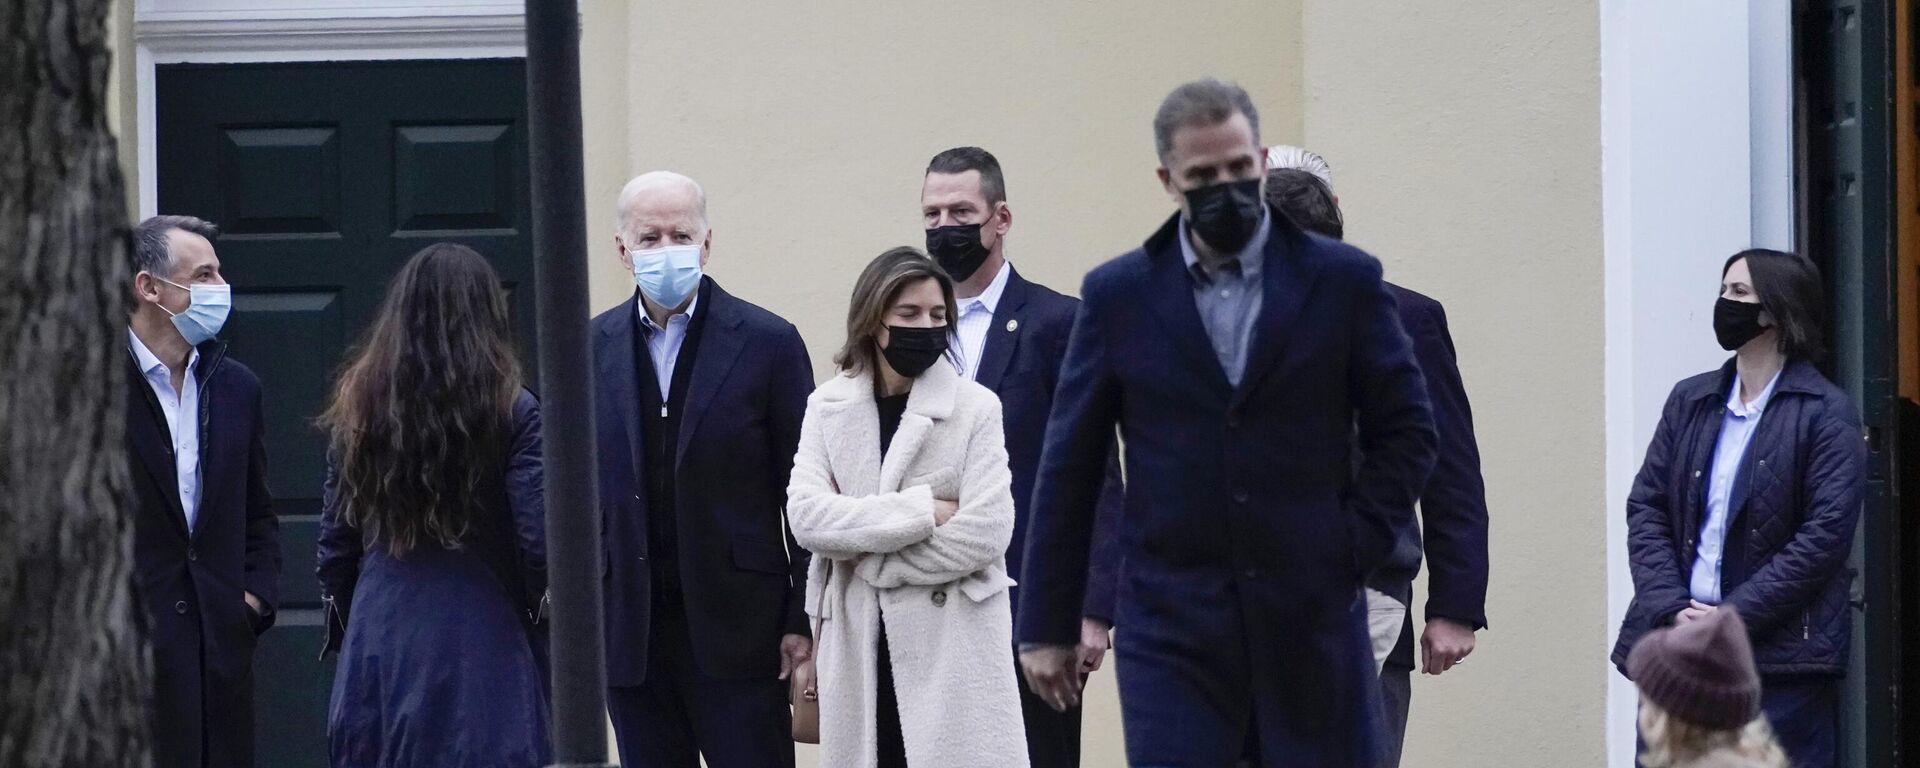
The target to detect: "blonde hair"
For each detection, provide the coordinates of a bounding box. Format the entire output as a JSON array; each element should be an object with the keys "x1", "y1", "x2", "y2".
[{"x1": 1637, "y1": 701, "x2": 1789, "y2": 768}]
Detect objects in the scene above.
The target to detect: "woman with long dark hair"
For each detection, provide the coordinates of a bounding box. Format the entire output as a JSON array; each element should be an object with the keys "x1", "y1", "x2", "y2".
[
  {"x1": 1612, "y1": 249, "x2": 1865, "y2": 768},
  {"x1": 316, "y1": 243, "x2": 550, "y2": 767}
]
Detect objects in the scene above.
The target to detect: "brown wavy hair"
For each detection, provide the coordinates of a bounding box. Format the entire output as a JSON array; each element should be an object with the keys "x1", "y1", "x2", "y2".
[
  {"x1": 832, "y1": 246, "x2": 959, "y2": 376},
  {"x1": 319, "y1": 243, "x2": 523, "y2": 555}
]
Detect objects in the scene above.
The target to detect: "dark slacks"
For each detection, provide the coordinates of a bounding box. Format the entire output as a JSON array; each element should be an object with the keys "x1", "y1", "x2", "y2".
[
  {"x1": 875, "y1": 620, "x2": 907, "y2": 768},
  {"x1": 1377, "y1": 617, "x2": 1416, "y2": 768},
  {"x1": 606, "y1": 598, "x2": 793, "y2": 768},
  {"x1": 1761, "y1": 674, "x2": 1839, "y2": 768},
  {"x1": 1016, "y1": 652, "x2": 1086, "y2": 768}
]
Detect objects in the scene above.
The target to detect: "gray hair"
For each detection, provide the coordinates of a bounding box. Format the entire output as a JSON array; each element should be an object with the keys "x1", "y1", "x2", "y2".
[
  {"x1": 615, "y1": 171, "x2": 709, "y2": 243},
  {"x1": 133, "y1": 215, "x2": 219, "y2": 278},
  {"x1": 1153, "y1": 78, "x2": 1261, "y2": 165},
  {"x1": 1267, "y1": 145, "x2": 1332, "y2": 187}
]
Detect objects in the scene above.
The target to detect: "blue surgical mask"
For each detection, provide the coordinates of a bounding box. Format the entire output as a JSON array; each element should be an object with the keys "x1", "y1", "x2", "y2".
[
  {"x1": 631, "y1": 243, "x2": 704, "y2": 308},
  {"x1": 156, "y1": 277, "x2": 233, "y2": 346}
]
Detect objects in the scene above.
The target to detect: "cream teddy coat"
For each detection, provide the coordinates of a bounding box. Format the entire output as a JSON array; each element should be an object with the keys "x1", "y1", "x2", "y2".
[{"x1": 787, "y1": 362, "x2": 1029, "y2": 768}]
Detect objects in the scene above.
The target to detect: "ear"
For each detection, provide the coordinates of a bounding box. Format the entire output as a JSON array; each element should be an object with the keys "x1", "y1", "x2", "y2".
[
  {"x1": 992, "y1": 203, "x2": 1012, "y2": 237},
  {"x1": 700, "y1": 229, "x2": 713, "y2": 268},
  {"x1": 615, "y1": 235, "x2": 634, "y2": 272},
  {"x1": 1157, "y1": 166, "x2": 1177, "y2": 201},
  {"x1": 133, "y1": 271, "x2": 162, "y2": 306}
]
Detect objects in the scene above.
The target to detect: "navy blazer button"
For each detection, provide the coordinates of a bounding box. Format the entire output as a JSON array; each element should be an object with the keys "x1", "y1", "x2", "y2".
[
  {"x1": 931, "y1": 591, "x2": 947, "y2": 607},
  {"x1": 174, "y1": 600, "x2": 189, "y2": 615},
  {"x1": 1233, "y1": 492, "x2": 1249, "y2": 504},
  {"x1": 1243, "y1": 568, "x2": 1259, "y2": 579},
  {"x1": 187, "y1": 547, "x2": 198, "y2": 562}
]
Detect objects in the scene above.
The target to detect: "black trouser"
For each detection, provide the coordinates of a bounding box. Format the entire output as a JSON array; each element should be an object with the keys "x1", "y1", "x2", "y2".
[
  {"x1": 875, "y1": 613, "x2": 908, "y2": 768},
  {"x1": 1378, "y1": 616, "x2": 1416, "y2": 768},
  {"x1": 1015, "y1": 653, "x2": 1086, "y2": 767},
  {"x1": 1761, "y1": 674, "x2": 1839, "y2": 768},
  {"x1": 606, "y1": 597, "x2": 793, "y2": 768}
]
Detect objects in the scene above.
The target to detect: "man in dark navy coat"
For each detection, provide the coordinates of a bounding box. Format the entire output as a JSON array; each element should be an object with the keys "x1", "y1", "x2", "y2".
[
  {"x1": 1016, "y1": 79, "x2": 1437, "y2": 767},
  {"x1": 920, "y1": 146, "x2": 1126, "y2": 767},
  {"x1": 1265, "y1": 162, "x2": 1491, "y2": 768},
  {"x1": 125, "y1": 215, "x2": 282, "y2": 768},
  {"x1": 592, "y1": 172, "x2": 815, "y2": 768}
]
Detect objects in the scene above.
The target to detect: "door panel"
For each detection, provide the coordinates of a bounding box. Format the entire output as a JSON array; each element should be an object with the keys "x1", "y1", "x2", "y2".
[{"x1": 157, "y1": 58, "x2": 533, "y2": 768}]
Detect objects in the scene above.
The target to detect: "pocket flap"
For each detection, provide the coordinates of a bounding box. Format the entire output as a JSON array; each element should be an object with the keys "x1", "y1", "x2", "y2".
[
  {"x1": 732, "y1": 537, "x2": 791, "y2": 575},
  {"x1": 959, "y1": 566, "x2": 1017, "y2": 603}
]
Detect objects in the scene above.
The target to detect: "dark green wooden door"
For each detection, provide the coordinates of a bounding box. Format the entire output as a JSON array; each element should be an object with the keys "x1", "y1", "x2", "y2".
[
  {"x1": 1798, "y1": 1, "x2": 1901, "y2": 763},
  {"x1": 156, "y1": 58, "x2": 534, "y2": 768}
]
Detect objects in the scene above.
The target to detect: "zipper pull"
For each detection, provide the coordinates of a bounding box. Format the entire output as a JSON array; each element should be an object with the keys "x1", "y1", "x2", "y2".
[{"x1": 660, "y1": 404, "x2": 669, "y2": 418}]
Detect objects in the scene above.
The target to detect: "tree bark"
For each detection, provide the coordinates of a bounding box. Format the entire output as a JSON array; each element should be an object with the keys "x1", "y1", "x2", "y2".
[{"x1": 0, "y1": 0, "x2": 152, "y2": 765}]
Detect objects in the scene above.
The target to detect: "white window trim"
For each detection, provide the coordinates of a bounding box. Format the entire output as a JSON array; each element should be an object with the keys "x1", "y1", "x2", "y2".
[{"x1": 133, "y1": 0, "x2": 528, "y2": 217}]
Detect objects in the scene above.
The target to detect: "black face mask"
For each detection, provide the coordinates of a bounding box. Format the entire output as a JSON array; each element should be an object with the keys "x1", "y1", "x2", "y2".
[
  {"x1": 882, "y1": 325, "x2": 950, "y2": 378},
  {"x1": 1183, "y1": 178, "x2": 1266, "y2": 254},
  {"x1": 1713, "y1": 297, "x2": 1768, "y2": 351},
  {"x1": 926, "y1": 220, "x2": 993, "y2": 283}
]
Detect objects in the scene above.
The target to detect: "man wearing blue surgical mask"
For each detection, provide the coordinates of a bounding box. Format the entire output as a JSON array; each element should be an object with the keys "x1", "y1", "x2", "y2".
[
  {"x1": 592, "y1": 172, "x2": 816, "y2": 768},
  {"x1": 126, "y1": 214, "x2": 282, "y2": 768}
]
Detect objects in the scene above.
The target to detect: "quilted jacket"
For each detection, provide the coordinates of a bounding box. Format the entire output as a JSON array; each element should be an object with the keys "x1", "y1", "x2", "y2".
[{"x1": 1612, "y1": 359, "x2": 1866, "y2": 677}]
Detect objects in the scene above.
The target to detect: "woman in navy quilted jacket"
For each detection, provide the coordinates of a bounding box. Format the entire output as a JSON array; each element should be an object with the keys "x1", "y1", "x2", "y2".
[{"x1": 1612, "y1": 248, "x2": 1866, "y2": 768}]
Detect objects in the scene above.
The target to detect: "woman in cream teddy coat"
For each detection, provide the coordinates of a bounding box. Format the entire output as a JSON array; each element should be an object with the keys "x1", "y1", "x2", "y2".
[{"x1": 787, "y1": 248, "x2": 1027, "y2": 768}]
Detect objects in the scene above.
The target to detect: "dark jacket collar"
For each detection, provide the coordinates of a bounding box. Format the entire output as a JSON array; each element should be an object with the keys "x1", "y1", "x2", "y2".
[{"x1": 1686, "y1": 357, "x2": 1827, "y2": 402}]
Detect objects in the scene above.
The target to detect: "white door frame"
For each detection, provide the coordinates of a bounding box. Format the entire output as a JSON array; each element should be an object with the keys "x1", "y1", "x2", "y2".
[
  {"x1": 1599, "y1": 2, "x2": 1795, "y2": 765},
  {"x1": 133, "y1": 0, "x2": 528, "y2": 217}
]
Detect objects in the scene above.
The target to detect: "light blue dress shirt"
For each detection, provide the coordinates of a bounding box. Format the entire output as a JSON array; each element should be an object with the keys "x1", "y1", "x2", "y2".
[
  {"x1": 1178, "y1": 213, "x2": 1272, "y2": 387},
  {"x1": 639, "y1": 293, "x2": 699, "y2": 414},
  {"x1": 130, "y1": 328, "x2": 203, "y2": 531},
  {"x1": 1690, "y1": 369, "x2": 1783, "y2": 604}
]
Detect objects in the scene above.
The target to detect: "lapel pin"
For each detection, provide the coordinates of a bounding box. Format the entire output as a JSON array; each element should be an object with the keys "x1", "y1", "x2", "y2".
[{"x1": 1006, "y1": 319, "x2": 1019, "y2": 332}]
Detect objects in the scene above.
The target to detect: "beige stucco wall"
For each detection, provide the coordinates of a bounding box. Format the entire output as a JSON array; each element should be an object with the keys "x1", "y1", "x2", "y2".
[
  {"x1": 603, "y1": 5, "x2": 1302, "y2": 764},
  {"x1": 108, "y1": 0, "x2": 1604, "y2": 763},
  {"x1": 1301, "y1": 1, "x2": 1605, "y2": 765}
]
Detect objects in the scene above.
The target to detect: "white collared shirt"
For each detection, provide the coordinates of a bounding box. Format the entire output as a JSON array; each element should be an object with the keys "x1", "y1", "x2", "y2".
[
  {"x1": 638, "y1": 292, "x2": 700, "y2": 404},
  {"x1": 130, "y1": 328, "x2": 203, "y2": 531},
  {"x1": 953, "y1": 260, "x2": 1012, "y2": 381},
  {"x1": 1690, "y1": 369, "x2": 1784, "y2": 603}
]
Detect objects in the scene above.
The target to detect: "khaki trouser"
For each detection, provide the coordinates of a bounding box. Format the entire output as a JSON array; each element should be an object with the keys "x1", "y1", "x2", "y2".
[{"x1": 1364, "y1": 587, "x2": 1409, "y2": 675}]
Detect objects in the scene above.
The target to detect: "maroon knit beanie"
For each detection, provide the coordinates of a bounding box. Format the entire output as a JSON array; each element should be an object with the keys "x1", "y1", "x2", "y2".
[{"x1": 1627, "y1": 607, "x2": 1762, "y2": 730}]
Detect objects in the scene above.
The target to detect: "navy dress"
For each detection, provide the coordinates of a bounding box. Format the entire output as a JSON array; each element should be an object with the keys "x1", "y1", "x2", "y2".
[{"x1": 317, "y1": 392, "x2": 551, "y2": 768}]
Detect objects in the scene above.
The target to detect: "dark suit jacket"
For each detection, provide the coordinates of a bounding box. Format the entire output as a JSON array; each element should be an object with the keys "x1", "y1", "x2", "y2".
[
  {"x1": 1017, "y1": 209, "x2": 1436, "y2": 766},
  {"x1": 127, "y1": 339, "x2": 281, "y2": 768},
  {"x1": 1369, "y1": 284, "x2": 1490, "y2": 630},
  {"x1": 978, "y1": 267, "x2": 1125, "y2": 624},
  {"x1": 592, "y1": 278, "x2": 814, "y2": 687}
]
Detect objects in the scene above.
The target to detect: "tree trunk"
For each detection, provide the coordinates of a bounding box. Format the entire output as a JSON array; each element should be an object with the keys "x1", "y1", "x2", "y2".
[{"x1": 0, "y1": 0, "x2": 152, "y2": 765}]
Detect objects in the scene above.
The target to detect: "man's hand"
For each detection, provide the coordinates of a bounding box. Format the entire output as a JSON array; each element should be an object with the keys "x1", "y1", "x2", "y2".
[
  {"x1": 1019, "y1": 644, "x2": 1081, "y2": 712},
  {"x1": 933, "y1": 499, "x2": 960, "y2": 526},
  {"x1": 1675, "y1": 600, "x2": 1716, "y2": 627},
  {"x1": 244, "y1": 591, "x2": 263, "y2": 616},
  {"x1": 778, "y1": 634, "x2": 813, "y2": 681},
  {"x1": 1076, "y1": 618, "x2": 1112, "y2": 673},
  {"x1": 1419, "y1": 617, "x2": 1476, "y2": 675}
]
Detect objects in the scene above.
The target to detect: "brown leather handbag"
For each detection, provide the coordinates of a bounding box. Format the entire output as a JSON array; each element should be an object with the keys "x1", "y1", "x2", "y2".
[
  {"x1": 792, "y1": 572, "x2": 825, "y2": 744},
  {"x1": 790, "y1": 655, "x2": 819, "y2": 744}
]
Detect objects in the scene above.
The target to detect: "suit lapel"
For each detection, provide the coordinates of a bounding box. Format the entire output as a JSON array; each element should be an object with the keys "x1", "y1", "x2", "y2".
[
  {"x1": 675, "y1": 281, "x2": 748, "y2": 471},
  {"x1": 1136, "y1": 216, "x2": 1233, "y2": 399},
  {"x1": 973, "y1": 269, "x2": 1028, "y2": 392},
  {"x1": 597, "y1": 294, "x2": 648, "y2": 486},
  {"x1": 126, "y1": 354, "x2": 190, "y2": 537},
  {"x1": 1233, "y1": 218, "x2": 1323, "y2": 409}
]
